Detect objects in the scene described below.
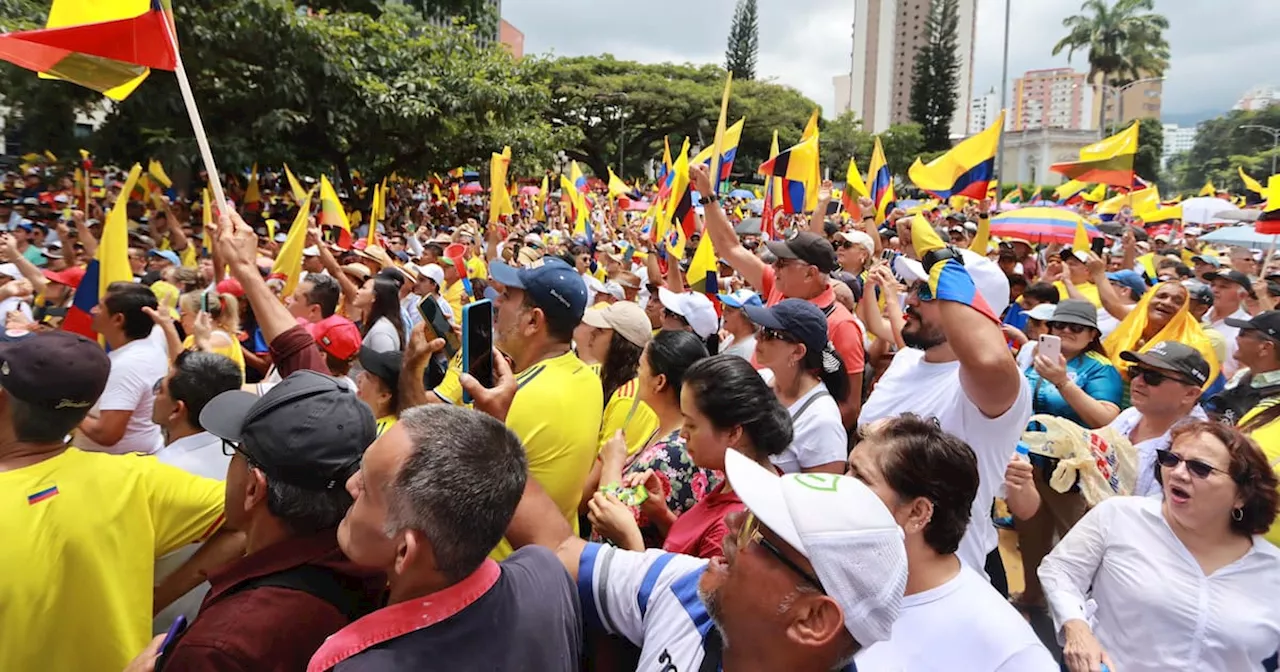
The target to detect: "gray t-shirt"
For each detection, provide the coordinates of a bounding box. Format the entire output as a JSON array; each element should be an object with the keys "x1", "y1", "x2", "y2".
[{"x1": 364, "y1": 317, "x2": 402, "y2": 353}]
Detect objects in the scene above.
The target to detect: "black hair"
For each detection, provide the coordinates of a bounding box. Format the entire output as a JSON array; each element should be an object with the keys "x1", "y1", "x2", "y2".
[
  {"x1": 520, "y1": 293, "x2": 576, "y2": 343},
  {"x1": 103, "y1": 281, "x2": 158, "y2": 340},
  {"x1": 801, "y1": 342, "x2": 850, "y2": 403},
  {"x1": 600, "y1": 335, "x2": 645, "y2": 408},
  {"x1": 10, "y1": 396, "x2": 88, "y2": 443},
  {"x1": 862, "y1": 414, "x2": 979, "y2": 555},
  {"x1": 423, "y1": 243, "x2": 444, "y2": 258},
  {"x1": 375, "y1": 267, "x2": 406, "y2": 289},
  {"x1": 1007, "y1": 273, "x2": 1028, "y2": 289},
  {"x1": 169, "y1": 351, "x2": 242, "y2": 430},
  {"x1": 1022, "y1": 282, "x2": 1060, "y2": 306},
  {"x1": 304, "y1": 274, "x2": 341, "y2": 318},
  {"x1": 645, "y1": 330, "x2": 708, "y2": 401},
  {"x1": 361, "y1": 277, "x2": 405, "y2": 339},
  {"x1": 682, "y1": 354, "x2": 793, "y2": 458}
]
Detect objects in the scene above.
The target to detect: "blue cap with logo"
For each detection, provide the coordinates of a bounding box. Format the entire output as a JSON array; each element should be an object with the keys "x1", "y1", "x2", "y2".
[
  {"x1": 717, "y1": 289, "x2": 763, "y2": 309},
  {"x1": 489, "y1": 258, "x2": 587, "y2": 334}
]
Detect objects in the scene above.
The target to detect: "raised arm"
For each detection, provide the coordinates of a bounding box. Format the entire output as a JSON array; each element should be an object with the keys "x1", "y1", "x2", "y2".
[
  {"x1": 691, "y1": 164, "x2": 766, "y2": 290},
  {"x1": 214, "y1": 211, "x2": 297, "y2": 343},
  {"x1": 808, "y1": 180, "x2": 833, "y2": 235},
  {"x1": 312, "y1": 226, "x2": 359, "y2": 310},
  {"x1": 1, "y1": 233, "x2": 47, "y2": 297},
  {"x1": 1086, "y1": 252, "x2": 1135, "y2": 321}
]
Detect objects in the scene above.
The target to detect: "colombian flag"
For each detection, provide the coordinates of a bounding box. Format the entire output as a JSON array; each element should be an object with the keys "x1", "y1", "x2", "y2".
[
  {"x1": 761, "y1": 131, "x2": 782, "y2": 239},
  {"x1": 1051, "y1": 121, "x2": 1139, "y2": 187},
  {"x1": 1257, "y1": 176, "x2": 1280, "y2": 236},
  {"x1": 571, "y1": 161, "x2": 589, "y2": 193},
  {"x1": 867, "y1": 137, "x2": 895, "y2": 225},
  {"x1": 692, "y1": 118, "x2": 745, "y2": 183},
  {"x1": 908, "y1": 111, "x2": 1004, "y2": 200},
  {"x1": 910, "y1": 214, "x2": 998, "y2": 324},
  {"x1": 758, "y1": 134, "x2": 819, "y2": 215},
  {"x1": 0, "y1": 0, "x2": 177, "y2": 100},
  {"x1": 63, "y1": 164, "x2": 143, "y2": 340}
]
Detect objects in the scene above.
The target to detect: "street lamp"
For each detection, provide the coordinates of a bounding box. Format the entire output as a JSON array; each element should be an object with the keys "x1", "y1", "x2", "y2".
[
  {"x1": 1096, "y1": 76, "x2": 1164, "y2": 138},
  {"x1": 595, "y1": 92, "x2": 630, "y2": 175},
  {"x1": 995, "y1": 0, "x2": 1011, "y2": 193},
  {"x1": 1240, "y1": 124, "x2": 1280, "y2": 175}
]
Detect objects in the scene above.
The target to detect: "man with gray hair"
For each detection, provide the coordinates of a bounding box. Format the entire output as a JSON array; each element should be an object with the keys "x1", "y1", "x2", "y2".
[{"x1": 310, "y1": 404, "x2": 582, "y2": 671}]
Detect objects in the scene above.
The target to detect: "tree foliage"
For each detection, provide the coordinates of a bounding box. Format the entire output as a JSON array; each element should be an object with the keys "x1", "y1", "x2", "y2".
[
  {"x1": 1, "y1": 0, "x2": 566, "y2": 189},
  {"x1": 1167, "y1": 106, "x2": 1280, "y2": 194},
  {"x1": 1052, "y1": 0, "x2": 1170, "y2": 88},
  {"x1": 536, "y1": 55, "x2": 816, "y2": 181},
  {"x1": 724, "y1": 0, "x2": 758, "y2": 81},
  {"x1": 908, "y1": 0, "x2": 960, "y2": 152},
  {"x1": 819, "y1": 112, "x2": 925, "y2": 182}
]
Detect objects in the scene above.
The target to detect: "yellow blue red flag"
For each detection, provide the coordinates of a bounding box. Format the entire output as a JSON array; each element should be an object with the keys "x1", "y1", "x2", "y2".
[{"x1": 908, "y1": 111, "x2": 1004, "y2": 200}]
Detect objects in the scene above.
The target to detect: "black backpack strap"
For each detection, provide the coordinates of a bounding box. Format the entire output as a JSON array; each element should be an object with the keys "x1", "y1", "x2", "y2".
[
  {"x1": 791, "y1": 389, "x2": 832, "y2": 423},
  {"x1": 228, "y1": 565, "x2": 374, "y2": 622}
]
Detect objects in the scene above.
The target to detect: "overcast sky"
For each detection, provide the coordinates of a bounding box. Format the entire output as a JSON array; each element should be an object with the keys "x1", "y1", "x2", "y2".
[{"x1": 505, "y1": 0, "x2": 1278, "y2": 122}]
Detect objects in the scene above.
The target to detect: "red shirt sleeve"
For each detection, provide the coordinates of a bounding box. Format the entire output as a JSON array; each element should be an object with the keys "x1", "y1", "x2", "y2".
[
  {"x1": 268, "y1": 325, "x2": 330, "y2": 378},
  {"x1": 829, "y1": 314, "x2": 866, "y2": 374},
  {"x1": 696, "y1": 517, "x2": 732, "y2": 560}
]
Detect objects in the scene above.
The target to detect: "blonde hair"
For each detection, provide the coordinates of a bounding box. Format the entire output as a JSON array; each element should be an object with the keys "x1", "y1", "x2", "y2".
[{"x1": 179, "y1": 290, "x2": 241, "y2": 334}]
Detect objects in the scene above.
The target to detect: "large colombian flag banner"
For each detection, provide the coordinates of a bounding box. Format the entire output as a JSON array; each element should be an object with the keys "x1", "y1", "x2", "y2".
[
  {"x1": 908, "y1": 111, "x2": 1005, "y2": 201},
  {"x1": 63, "y1": 164, "x2": 143, "y2": 340},
  {"x1": 0, "y1": 0, "x2": 177, "y2": 100},
  {"x1": 1050, "y1": 121, "x2": 1139, "y2": 187}
]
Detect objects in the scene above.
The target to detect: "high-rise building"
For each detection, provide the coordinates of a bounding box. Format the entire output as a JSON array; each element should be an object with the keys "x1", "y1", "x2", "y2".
[
  {"x1": 1011, "y1": 68, "x2": 1094, "y2": 132},
  {"x1": 834, "y1": 0, "x2": 977, "y2": 137},
  {"x1": 499, "y1": 19, "x2": 524, "y2": 59},
  {"x1": 968, "y1": 87, "x2": 1001, "y2": 134},
  {"x1": 1161, "y1": 123, "x2": 1197, "y2": 167},
  {"x1": 1234, "y1": 85, "x2": 1280, "y2": 112},
  {"x1": 1095, "y1": 77, "x2": 1162, "y2": 129}
]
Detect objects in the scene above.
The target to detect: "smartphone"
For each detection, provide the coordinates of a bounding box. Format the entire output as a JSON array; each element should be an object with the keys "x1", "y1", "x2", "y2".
[
  {"x1": 416, "y1": 296, "x2": 458, "y2": 357},
  {"x1": 159, "y1": 615, "x2": 187, "y2": 656},
  {"x1": 460, "y1": 299, "x2": 494, "y2": 404},
  {"x1": 1038, "y1": 334, "x2": 1062, "y2": 362},
  {"x1": 1091, "y1": 236, "x2": 1106, "y2": 256},
  {"x1": 200, "y1": 290, "x2": 211, "y2": 313}
]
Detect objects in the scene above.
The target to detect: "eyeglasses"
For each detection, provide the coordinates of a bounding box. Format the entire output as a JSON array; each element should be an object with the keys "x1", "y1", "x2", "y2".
[
  {"x1": 758, "y1": 327, "x2": 799, "y2": 343},
  {"x1": 837, "y1": 241, "x2": 859, "y2": 250},
  {"x1": 220, "y1": 439, "x2": 241, "y2": 457},
  {"x1": 1047, "y1": 321, "x2": 1090, "y2": 335},
  {"x1": 735, "y1": 513, "x2": 824, "y2": 591},
  {"x1": 1130, "y1": 366, "x2": 1196, "y2": 388},
  {"x1": 908, "y1": 282, "x2": 934, "y2": 302},
  {"x1": 1156, "y1": 448, "x2": 1231, "y2": 479}
]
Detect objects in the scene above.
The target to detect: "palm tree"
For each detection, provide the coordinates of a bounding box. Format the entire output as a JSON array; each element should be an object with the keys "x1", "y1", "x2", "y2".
[{"x1": 1052, "y1": 0, "x2": 1170, "y2": 89}]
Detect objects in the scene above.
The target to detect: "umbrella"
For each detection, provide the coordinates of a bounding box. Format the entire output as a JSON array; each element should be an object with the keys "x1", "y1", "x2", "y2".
[
  {"x1": 990, "y1": 207, "x2": 1100, "y2": 244},
  {"x1": 1215, "y1": 208, "x2": 1261, "y2": 223},
  {"x1": 728, "y1": 189, "x2": 755, "y2": 200},
  {"x1": 1179, "y1": 197, "x2": 1234, "y2": 224},
  {"x1": 747, "y1": 199, "x2": 763, "y2": 215},
  {"x1": 519, "y1": 185, "x2": 541, "y2": 196},
  {"x1": 459, "y1": 183, "x2": 484, "y2": 195},
  {"x1": 625, "y1": 199, "x2": 651, "y2": 211},
  {"x1": 1199, "y1": 226, "x2": 1278, "y2": 251},
  {"x1": 735, "y1": 217, "x2": 762, "y2": 236},
  {"x1": 462, "y1": 170, "x2": 480, "y2": 182}
]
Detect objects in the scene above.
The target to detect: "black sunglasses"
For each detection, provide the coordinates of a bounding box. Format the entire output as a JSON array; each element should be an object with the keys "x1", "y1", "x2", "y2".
[
  {"x1": 837, "y1": 241, "x2": 859, "y2": 250},
  {"x1": 1047, "y1": 321, "x2": 1090, "y2": 335},
  {"x1": 759, "y1": 327, "x2": 799, "y2": 343},
  {"x1": 1156, "y1": 448, "x2": 1230, "y2": 480},
  {"x1": 909, "y1": 282, "x2": 934, "y2": 302},
  {"x1": 1130, "y1": 366, "x2": 1196, "y2": 388},
  {"x1": 735, "y1": 513, "x2": 824, "y2": 591}
]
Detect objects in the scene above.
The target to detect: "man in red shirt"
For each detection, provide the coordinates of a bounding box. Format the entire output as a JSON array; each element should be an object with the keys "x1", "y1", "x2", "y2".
[{"x1": 692, "y1": 164, "x2": 865, "y2": 426}]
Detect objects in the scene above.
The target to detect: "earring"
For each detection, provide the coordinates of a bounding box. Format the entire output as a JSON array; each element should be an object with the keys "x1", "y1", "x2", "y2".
[{"x1": 1232, "y1": 507, "x2": 1244, "y2": 522}]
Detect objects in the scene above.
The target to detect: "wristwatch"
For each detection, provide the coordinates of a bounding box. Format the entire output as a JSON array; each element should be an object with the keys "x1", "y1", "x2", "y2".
[
  {"x1": 922, "y1": 246, "x2": 964, "y2": 272},
  {"x1": 698, "y1": 193, "x2": 720, "y2": 206}
]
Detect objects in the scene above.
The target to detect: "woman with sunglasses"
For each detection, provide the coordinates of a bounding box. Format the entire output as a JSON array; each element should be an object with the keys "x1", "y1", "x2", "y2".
[
  {"x1": 588, "y1": 354, "x2": 793, "y2": 558},
  {"x1": 1024, "y1": 299, "x2": 1123, "y2": 428},
  {"x1": 1039, "y1": 421, "x2": 1280, "y2": 672},
  {"x1": 745, "y1": 298, "x2": 850, "y2": 474}
]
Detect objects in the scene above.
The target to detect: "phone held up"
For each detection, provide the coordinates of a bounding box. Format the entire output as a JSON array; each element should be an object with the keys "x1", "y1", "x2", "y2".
[
  {"x1": 460, "y1": 299, "x2": 494, "y2": 404},
  {"x1": 416, "y1": 295, "x2": 459, "y2": 357},
  {"x1": 1037, "y1": 334, "x2": 1062, "y2": 363}
]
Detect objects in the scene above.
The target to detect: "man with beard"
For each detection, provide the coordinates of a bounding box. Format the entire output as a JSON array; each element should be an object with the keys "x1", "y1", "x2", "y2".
[
  {"x1": 860, "y1": 217, "x2": 1029, "y2": 589},
  {"x1": 503, "y1": 446, "x2": 908, "y2": 672}
]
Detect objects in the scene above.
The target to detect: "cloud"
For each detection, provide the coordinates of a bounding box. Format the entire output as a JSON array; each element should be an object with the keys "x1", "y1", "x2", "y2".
[{"x1": 506, "y1": 0, "x2": 1277, "y2": 120}]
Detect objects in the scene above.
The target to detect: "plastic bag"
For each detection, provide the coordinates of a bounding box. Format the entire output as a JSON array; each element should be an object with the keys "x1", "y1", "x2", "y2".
[{"x1": 1021, "y1": 414, "x2": 1137, "y2": 506}]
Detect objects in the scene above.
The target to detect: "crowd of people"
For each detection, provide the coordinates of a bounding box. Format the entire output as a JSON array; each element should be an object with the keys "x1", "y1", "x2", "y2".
[{"x1": 2, "y1": 158, "x2": 1280, "y2": 672}]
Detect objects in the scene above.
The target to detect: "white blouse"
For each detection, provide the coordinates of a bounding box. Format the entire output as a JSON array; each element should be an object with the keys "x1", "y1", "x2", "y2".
[{"x1": 1039, "y1": 496, "x2": 1280, "y2": 672}]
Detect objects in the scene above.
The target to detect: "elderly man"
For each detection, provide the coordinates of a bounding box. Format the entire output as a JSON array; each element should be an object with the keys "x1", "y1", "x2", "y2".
[{"x1": 1205, "y1": 269, "x2": 1254, "y2": 379}]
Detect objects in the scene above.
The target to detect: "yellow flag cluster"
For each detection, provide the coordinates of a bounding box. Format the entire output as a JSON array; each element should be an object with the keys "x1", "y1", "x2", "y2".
[
  {"x1": 489, "y1": 147, "x2": 514, "y2": 224},
  {"x1": 272, "y1": 191, "x2": 314, "y2": 297}
]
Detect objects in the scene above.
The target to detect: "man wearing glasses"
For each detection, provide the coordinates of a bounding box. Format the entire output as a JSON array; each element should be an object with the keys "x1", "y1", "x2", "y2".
[
  {"x1": 1113, "y1": 341, "x2": 1211, "y2": 497},
  {"x1": 505, "y1": 448, "x2": 908, "y2": 672}
]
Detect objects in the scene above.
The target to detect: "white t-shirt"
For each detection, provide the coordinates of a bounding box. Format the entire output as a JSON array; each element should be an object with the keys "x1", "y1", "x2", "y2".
[
  {"x1": 74, "y1": 337, "x2": 167, "y2": 455},
  {"x1": 772, "y1": 383, "x2": 847, "y2": 474},
  {"x1": 861, "y1": 348, "x2": 1032, "y2": 574},
  {"x1": 720, "y1": 332, "x2": 756, "y2": 360},
  {"x1": 857, "y1": 565, "x2": 1058, "y2": 671},
  {"x1": 364, "y1": 316, "x2": 402, "y2": 353},
  {"x1": 153, "y1": 431, "x2": 229, "y2": 632}
]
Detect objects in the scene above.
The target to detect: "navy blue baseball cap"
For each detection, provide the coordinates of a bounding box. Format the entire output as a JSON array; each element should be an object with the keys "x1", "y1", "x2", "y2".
[
  {"x1": 489, "y1": 258, "x2": 587, "y2": 334},
  {"x1": 743, "y1": 298, "x2": 830, "y2": 357}
]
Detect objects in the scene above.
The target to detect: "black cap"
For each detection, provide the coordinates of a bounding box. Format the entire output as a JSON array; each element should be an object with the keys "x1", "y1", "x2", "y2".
[
  {"x1": 0, "y1": 331, "x2": 108, "y2": 410},
  {"x1": 1049, "y1": 299, "x2": 1099, "y2": 330},
  {"x1": 1120, "y1": 341, "x2": 1210, "y2": 387},
  {"x1": 764, "y1": 232, "x2": 838, "y2": 273},
  {"x1": 1226, "y1": 310, "x2": 1280, "y2": 343},
  {"x1": 200, "y1": 370, "x2": 376, "y2": 490},
  {"x1": 358, "y1": 346, "x2": 403, "y2": 388},
  {"x1": 1205, "y1": 269, "x2": 1256, "y2": 298},
  {"x1": 743, "y1": 298, "x2": 830, "y2": 357}
]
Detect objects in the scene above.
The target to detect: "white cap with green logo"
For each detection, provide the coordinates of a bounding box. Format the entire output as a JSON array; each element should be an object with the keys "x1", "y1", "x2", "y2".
[{"x1": 725, "y1": 449, "x2": 908, "y2": 647}]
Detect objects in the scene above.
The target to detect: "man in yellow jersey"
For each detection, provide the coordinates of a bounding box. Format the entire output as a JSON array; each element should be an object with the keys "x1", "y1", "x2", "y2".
[
  {"x1": 440, "y1": 257, "x2": 468, "y2": 320},
  {"x1": 462, "y1": 257, "x2": 601, "y2": 559},
  {"x1": 0, "y1": 331, "x2": 232, "y2": 672}
]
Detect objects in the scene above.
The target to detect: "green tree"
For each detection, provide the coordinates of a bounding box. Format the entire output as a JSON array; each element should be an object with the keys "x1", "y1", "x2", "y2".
[
  {"x1": 909, "y1": 0, "x2": 960, "y2": 152},
  {"x1": 536, "y1": 55, "x2": 815, "y2": 181},
  {"x1": 724, "y1": 0, "x2": 758, "y2": 81},
  {"x1": 1052, "y1": 0, "x2": 1170, "y2": 92},
  {"x1": 1170, "y1": 106, "x2": 1280, "y2": 195}
]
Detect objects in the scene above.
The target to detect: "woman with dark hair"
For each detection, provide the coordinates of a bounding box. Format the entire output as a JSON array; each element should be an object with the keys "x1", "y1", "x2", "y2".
[
  {"x1": 588, "y1": 331, "x2": 710, "y2": 550},
  {"x1": 590, "y1": 353, "x2": 795, "y2": 559},
  {"x1": 353, "y1": 276, "x2": 404, "y2": 353},
  {"x1": 1024, "y1": 299, "x2": 1122, "y2": 428},
  {"x1": 744, "y1": 298, "x2": 848, "y2": 474},
  {"x1": 1039, "y1": 421, "x2": 1280, "y2": 672}
]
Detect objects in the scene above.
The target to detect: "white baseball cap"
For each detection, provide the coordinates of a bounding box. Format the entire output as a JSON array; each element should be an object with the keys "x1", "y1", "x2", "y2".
[
  {"x1": 416, "y1": 263, "x2": 445, "y2": 286},
  {"x1": 303, "y1": 245, "x2": 320, "y2": 258},
  {"x1": 725, "y1": 449, "x2": 907, "y2": 647},
  {"x1": 657, "y1": 287, "x2": 718, "y2": 339},
  {"x1": 833, "y1": 230, "x2": 875, "y2": 256},
  {"x1": 893, "y1": 248, "x2": 1011, "y2": 316}
]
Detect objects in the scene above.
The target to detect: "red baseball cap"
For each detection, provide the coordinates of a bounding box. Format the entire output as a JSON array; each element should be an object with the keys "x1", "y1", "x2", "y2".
[
  {"x1": 43, "y1": 266, "x2": 86, "y2": 289},
  {"x1": 307, "y1": 315, "x2": 361, "y2": 361}
]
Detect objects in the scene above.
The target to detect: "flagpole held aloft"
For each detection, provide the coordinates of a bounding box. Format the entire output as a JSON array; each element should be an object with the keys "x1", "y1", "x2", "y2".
[{"x1": 159, "y1": 15, "x2": 227, "y2": 217}]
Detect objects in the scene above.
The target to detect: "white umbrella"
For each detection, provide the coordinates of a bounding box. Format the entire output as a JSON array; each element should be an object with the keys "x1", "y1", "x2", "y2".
[
  {"x1": 1216, "y1": 208, "x2": 1262, "y2": 223},
  {"x1": 1199, "y1": 226, "x2": 1276, "y2": 250},
  {"x1": 1180, "y1": 197, "x2": 1235, "y2": 224}
]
